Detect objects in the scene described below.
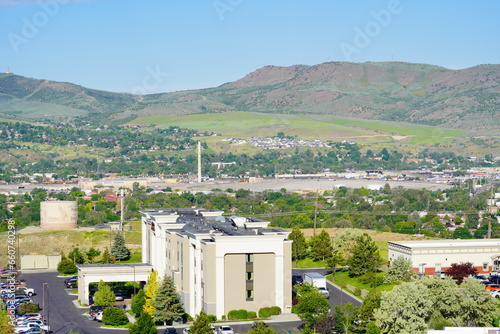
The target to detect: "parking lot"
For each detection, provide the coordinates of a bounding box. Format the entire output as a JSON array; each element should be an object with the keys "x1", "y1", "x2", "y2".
[
  {"x1": 22, "y1": 270, "x2": 121, "y2": 334},
  {"x1": 21, "y1": 270, "x2": 303, "y2": 334}
]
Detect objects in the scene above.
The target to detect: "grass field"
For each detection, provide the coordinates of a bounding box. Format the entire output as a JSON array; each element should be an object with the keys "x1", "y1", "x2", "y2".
[
  {"x1": 0, "y1": 225, "x2": 142, "y2": 266},
  {"x1": 129, "y1": 111, "x2": 466, "y2": 147}
]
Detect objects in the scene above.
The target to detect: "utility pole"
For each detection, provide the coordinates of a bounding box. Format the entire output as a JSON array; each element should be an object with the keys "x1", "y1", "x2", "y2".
[
  {"x1": 313, "y1": 191, "x2": 318, "y2": 236},
  {"x1": 120, "y1": 189, "x2": 125, "y2": 232}
]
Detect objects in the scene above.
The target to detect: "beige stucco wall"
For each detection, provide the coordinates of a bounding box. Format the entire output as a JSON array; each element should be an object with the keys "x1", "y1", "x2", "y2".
[
  {"x1": 224, "y1": 254, "x2": 246, "y2": 312},
  {"x1": 21, "y1": 255, "x2": 61, "y2": 270},
  {"x1": 223, "y1": 253, "x2": 277, "y2": 314}
]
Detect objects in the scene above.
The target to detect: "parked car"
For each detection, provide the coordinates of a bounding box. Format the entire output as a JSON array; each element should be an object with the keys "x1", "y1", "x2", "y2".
[
  {"x1": 63, "y1": 275, "x2": 78, "y2": 284},
  {"x1": 182, "y1": 328, "x2": 189, "y2": 334},
  {"x1": 65, "y1": 278, "x2": 78, "y2": 288},
  {"x1": 485, "y1": 284, "x2": 500, "y2": 291},
  {"x1": 491, "y1": 290, "x2": 500, "y2": 298},
  {"x1": 15, "y1": 287, "x2": 35, "y2": 296},
  {"x1": 292, "y1": 274, "x2": 303, "y2": 285},
  {"x1": 114, "y1": 292, "x2": 125, "y2": 301},
  {"x1": 164, "y1": 328, "x2": 178, "y2": 334},
  {"x1": 251, "y1": 321, "x2": 268, "y2": 328},
  {"x1": 17, "y1": 328, "x2": 44, "y2": 334},
  {"x1": 218, "y1": 326, "x2": 234, "y2": 334},
  {"x1": 433, "y1": 271, "x2": 446, "y2": 279}
]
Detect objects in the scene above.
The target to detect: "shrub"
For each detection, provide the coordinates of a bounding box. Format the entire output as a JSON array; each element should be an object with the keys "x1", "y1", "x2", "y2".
[
  {"x1": 227, "y1": 309, "x2": 248, "y2": 320},
  {"x1": 57, "y1": 259, "x2": 77, "y2": 274},
  {"x1": 269, "y1": 306, "x2": 281, "y2": 316},
  {"x1": 102, "y1": 306, "x2": 129, "y2": 326},
  {"x1": 16, "y1": 302, "x2": 40, "y2": 315},
  {"x1": 207, "y1": 314, "x2": 217, "y2": 322},
  {"x1": 353, "y1": 287, "x2": 362, "y2": 297},
  {"x1": 247, "y1": 311, "x2": 257, "y2": 319},
  {"x1": 221, "y1": 315, "x2": 226, "y2": 320},
  {"x1": 258, "y1": 307, "x2": 271, "y2": 318}
]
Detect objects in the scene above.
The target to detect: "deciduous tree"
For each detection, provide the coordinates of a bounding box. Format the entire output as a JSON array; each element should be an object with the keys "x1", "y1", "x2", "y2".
[
  {"x1": 374, "y1": 282, "x2": 432, "y2": 334},
  {"x1": 444, "y1": 262, "x2": 477, "y2": 284},
  {"x1": 143, "y1": 270, "x2": 159, "y2": 316},
  {"x1": 131, "y1": 289, "x2": 146, "y2": 317},
  {"x1": 128, "y1": 312, "x2": 156, "y2": 334},
  {"x1": 293, "y1": 289, "x2": 330, "y2": 326},
  {"x1": 384, "y1": 256, "x2": 416, "y2": 284},
  {"x1": 94, "y1": 280, "x2": 115, "y2": 306}
]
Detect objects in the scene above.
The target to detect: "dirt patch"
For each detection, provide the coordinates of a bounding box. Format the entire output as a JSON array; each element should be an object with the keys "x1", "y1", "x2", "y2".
[{"x1": 300, "y1": 228, "x2": 426, "y2": 241}]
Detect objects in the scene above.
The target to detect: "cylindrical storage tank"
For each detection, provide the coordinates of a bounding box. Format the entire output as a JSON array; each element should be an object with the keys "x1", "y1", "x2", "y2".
[{"x1": 40, "y1": 201, "x2": 78, "y2": 230}]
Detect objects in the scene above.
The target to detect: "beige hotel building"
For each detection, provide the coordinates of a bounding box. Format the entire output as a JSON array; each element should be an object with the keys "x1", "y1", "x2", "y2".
[{"x1": 140, "y1": 208, "x2": 293, "y2": 318}]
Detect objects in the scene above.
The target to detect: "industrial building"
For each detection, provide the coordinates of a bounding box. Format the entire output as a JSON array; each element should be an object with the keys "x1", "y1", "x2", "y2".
[
  {"x1": 140, "y1": 208, "x2": 292, "y2": 319},
  {"x1": 388, "y1": 239, "x2": 500, "y2": 275}
]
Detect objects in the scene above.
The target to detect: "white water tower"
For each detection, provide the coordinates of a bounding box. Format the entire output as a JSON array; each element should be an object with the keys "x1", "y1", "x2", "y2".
[{"x1": 40, "y1": 201, "x2": 78, "y2": 230}]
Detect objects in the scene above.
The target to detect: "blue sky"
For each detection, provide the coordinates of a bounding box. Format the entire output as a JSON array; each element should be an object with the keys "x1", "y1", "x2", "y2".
[{"x1": 1, "y1": 0, "x2": 499, "y2": 94}]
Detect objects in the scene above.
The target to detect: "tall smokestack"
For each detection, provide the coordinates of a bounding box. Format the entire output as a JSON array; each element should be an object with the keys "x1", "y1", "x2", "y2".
[{"x1": 198, "y1": 141, "x2": 202, "y2": 183}]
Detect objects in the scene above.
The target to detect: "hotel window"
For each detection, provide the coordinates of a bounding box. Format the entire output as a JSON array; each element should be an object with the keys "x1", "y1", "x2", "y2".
[
  {"x1": 246, "y1": 290, "x2": 254, "y2": 301},
  {"x1": 483, "y1": 262, "x2": 489, "y2": 270},
  {"x1": 246, "y1": 272, "x2": 254, "y2": 281},
  {"x1": 246, "y1": 253, "x2": 254, "y2": 263}
]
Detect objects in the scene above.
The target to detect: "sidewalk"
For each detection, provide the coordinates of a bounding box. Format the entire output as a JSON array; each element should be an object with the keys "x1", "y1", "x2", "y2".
[{"x1": 157, "y1": 313, "x2": 301, "y2": 330}]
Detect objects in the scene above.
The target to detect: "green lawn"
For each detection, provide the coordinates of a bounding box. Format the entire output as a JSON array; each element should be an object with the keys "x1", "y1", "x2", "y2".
[
  {"x1": 117, "y1": 253, "x2": 142, "y2": 263},
  {"x1": 329, "y1": 270, "x2": 398, "y2": 296},
  {"x1": 294, "y1": 258, "x2": 329, "y2": 269}
]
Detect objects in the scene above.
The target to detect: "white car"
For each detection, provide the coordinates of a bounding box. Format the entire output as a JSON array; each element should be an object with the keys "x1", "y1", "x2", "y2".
[
  {"x1": 491, "y1": 290, "x2": 500, "y2": 298},
  {"x1": 218, "y1": 326, "x2": 234, "y2": 334}
]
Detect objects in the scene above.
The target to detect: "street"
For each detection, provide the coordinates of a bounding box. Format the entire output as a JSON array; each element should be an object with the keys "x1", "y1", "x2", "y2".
[{"x1": 21, "y1": 270, "x2": 305, "y2": 334}]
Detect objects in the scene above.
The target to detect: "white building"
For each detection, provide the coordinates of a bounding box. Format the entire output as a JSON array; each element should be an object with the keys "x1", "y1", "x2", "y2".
[
  {"x1": 388, "y1": 239, "x2": 500, "y2": 275},
  {"x1": 141, "y1": 208, "x2": 292, "y2": 319}
]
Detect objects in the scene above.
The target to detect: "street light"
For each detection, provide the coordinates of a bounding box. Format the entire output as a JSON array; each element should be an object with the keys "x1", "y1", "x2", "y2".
[{"x1": 42, "y1": 283, "x2": 49, "y2": 331}]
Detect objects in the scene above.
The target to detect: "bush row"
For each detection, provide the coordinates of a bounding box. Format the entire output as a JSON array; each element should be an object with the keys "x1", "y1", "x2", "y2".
[{"x1": 226, "y1": 306, "x2": 281, "y2": 320}]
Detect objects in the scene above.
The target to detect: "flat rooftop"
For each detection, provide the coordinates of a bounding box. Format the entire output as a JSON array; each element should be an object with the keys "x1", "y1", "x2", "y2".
[
  {"x1": 390, "y1": 239, "x2": 500, "y2": 249},
  {"x1": 141, "y1": 208, "x2": 289, "y2": 237}
]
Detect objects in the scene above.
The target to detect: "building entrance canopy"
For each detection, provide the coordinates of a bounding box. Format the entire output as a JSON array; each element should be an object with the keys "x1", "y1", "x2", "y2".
[{"x1": 77, "y1": 263, "x2": 153, "y2": 305}]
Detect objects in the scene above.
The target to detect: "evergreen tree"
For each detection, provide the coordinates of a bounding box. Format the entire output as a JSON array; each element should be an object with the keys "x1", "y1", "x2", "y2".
[
  {"x1": 189, "y1": 310, "x2": 213, "y2": 334},
  {"x1": 288, "y1": 226, "x2": 307, "y2": 266},
  {"x1": 347, "y1": 233, "x2": 382, "y2": 277},
  {"x1": 86, "y1": 247, "x2": 101, "y2": 262},
  {"x1": 111, "y1": 233, "x2": 130, "y2": 261},
  {"x1": 93, "y1": 280, "x2": 115, "y2": 306},
  {"x1": 309, "y1": 229, "x2": 333, "y2": 261},
  {"x1": 68, "y1": 247, "x2": 85, "y2": 264},
  {"x1": 143, "y1": 270, "x2": 159, "y2": 317},
  {"x1": 128, "y1": 312, "x2": 156, "y2": 334},
  {"x1": 102, "y1": 247, "x2": 112, "y2": 264},
  {"x1": 131, "y1": 289, "x2": 146, "y2": 317},
  {"x1": 151, "y1": 275, "x2": 184, "y2": 325}
]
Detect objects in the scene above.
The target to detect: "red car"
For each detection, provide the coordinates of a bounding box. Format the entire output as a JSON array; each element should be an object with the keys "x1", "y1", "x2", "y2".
[{"x1": 485, "y1": 284, "x2": 500, "y2": 291}]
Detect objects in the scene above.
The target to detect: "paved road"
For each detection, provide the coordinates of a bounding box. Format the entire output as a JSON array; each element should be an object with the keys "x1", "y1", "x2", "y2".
[
  {"x1": 22, "y1": 270, "x2": 304, "y2": 334},
  {"x1": 292, "y1": 268, "x2": 362, "y2": 311},
  {"x1": 22, "y1": 271, "x2": 115, "y2": 334}
]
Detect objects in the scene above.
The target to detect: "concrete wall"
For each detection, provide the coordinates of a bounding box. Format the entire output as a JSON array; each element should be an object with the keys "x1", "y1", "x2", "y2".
[{"x1": 21, "y1": 255, "x2": 61, "y2": 270}]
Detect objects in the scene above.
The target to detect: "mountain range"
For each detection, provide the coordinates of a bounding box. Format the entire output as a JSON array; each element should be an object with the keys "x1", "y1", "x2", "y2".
[{"x1": 0, "y1": 61, "x2": 498, "y2": 130}]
